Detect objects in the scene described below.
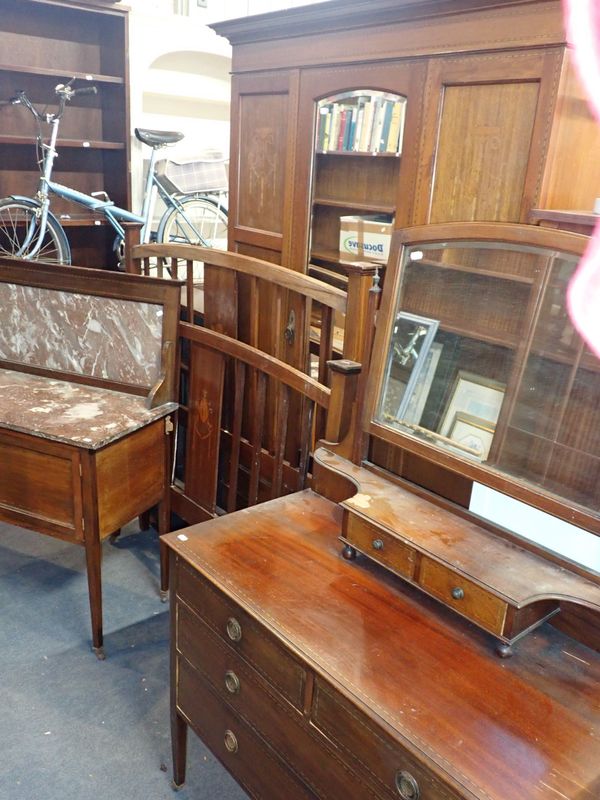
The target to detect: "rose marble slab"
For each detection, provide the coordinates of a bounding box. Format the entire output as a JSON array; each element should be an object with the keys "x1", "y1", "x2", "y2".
[
  {"x1": 0, "y1": 283, "x2": 163, "y2": 388},
  {"x1": 0, "y1": 369, "x2": 177, "y2": 449}
]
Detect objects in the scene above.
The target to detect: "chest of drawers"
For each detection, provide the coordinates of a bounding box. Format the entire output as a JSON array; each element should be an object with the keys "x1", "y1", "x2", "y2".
[{"x1": 165, "y1": 489, "x2": 600, "y2": 800}]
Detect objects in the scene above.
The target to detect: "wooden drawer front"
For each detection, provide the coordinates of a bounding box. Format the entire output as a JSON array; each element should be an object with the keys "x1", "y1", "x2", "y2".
[
  {"x1": 178, "y1": 657, "x2": 316, "y2": 800},
  {"x1": 418, "y1": 557, "x2": 507, "y2": 636},
  {"x1": 178, "y1": 561, "x2": 305, "y2": 708},
  {"x1": 345, "y1": 514, "x2": 417, "y2": 580},
  {"x1": 312, "y1": 679, "x2": 462, "y2": 800},
  {"x1": 177, "y1": 604, "x2": 379, "y2": 800},
  {"x1": 178, "y1": 601, "x2": 301, "y2": 719}
]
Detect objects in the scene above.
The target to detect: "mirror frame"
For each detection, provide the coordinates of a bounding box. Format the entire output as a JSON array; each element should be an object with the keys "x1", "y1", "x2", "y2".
[{"x1": 365, "y1": 222, "x2": 598, "y2": 535}]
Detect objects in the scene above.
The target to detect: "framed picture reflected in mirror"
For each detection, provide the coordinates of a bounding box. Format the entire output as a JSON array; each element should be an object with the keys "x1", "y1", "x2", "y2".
[{"x1": 379, "y1": 312, "x2": 439, "y2": 424}]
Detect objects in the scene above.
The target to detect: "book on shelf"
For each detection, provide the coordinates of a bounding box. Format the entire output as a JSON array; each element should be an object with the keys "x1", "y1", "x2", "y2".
[
  {"x1": 386, "y1": 100, "x2": 406, "y2": 153},
  {"x1": 379, "y1": 100, "x2": 394, "y2": 152},
  {"x1": 358, "y1": 99, "x2": 375, "y2": 151}
]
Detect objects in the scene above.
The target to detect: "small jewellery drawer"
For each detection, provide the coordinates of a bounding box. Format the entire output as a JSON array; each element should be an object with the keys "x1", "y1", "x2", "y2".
[
  {"x1": 312, "y1": 679, "x2": 463, "y2": 800},
  {"x1": 177, "y1": 604, "x2": 378, "y2": 800},
  {"x1": 344, "y1": 513, "x2": 417, "y2": 580},
  {"x1": 178, "y1": 561, "x2": 306, "y2": 708},
  {"x1": 418, "y1": 557, "x2": 507, "y2": 636},
  {"x1": 178, "y1": 657, "x2": 316, "y2": 800}
]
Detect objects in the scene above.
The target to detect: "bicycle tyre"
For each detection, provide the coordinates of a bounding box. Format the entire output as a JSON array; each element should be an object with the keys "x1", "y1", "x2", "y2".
[
  {"x1": 157, "y1": 196, "x2": 228, "y2": 249},
  {"x1": 0, "y1": 198, "x2": 71, "y2": 265}
]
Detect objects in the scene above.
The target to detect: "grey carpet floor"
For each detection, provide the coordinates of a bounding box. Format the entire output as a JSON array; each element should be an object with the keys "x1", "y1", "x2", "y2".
[{"x1": 0, "y1": 520, "x2": 249, "y2": 800}]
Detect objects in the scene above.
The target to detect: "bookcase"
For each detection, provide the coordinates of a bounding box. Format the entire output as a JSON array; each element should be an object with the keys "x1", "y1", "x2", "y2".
[
  {"x1": 212, "y1": 0, "x2": 600, "y2": 512},
  {"x1": 310, "y1": 90, "x2": 405, "y2": 283},
  {"x1": 0, "y1": 0, "x2": 130, "y2": 268},
  {"x1": 212, "y1": 0, "x2": 600, "y2": 275}
]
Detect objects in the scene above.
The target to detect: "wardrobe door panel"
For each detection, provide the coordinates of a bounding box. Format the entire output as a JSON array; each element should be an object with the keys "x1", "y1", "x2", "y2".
[
  {"x1": 231, "y1": 72, "x2": 298, "y2": 260},
  {"x1": 416, "y1": 49, "x2": 563, "y2": 225}
]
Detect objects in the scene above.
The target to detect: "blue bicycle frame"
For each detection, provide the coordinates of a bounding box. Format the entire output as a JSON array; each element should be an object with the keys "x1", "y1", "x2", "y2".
[{"x1": 19, "y1": 101, "x2": 210, "y2": 257}]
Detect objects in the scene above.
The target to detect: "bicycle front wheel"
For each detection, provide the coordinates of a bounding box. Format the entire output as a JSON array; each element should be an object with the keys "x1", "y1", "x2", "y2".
[
  {"x1": 157, "y1": 196, "x2": 228, "y2": 249},
  {"x1": 0, "y1": 199, "x2": 71, "y2": 264}
]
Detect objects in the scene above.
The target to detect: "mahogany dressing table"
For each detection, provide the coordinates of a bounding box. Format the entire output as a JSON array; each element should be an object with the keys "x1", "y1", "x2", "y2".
[{"x1": 165, "y1": 223, "x2": 600, "y2": 799}]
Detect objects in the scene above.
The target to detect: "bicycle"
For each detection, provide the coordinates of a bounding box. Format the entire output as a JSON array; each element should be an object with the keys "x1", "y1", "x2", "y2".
[{"x1": 0, "y1": 79, "x2": 228, "y2": 266}]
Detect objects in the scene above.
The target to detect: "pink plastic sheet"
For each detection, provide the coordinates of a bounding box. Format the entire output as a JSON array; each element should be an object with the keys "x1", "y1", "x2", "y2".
[{"x1": 563, "y1": 0, "x2": 600, "y2": 359}]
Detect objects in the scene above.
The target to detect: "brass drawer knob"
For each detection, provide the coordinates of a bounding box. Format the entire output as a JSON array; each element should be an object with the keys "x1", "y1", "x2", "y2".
[
  {"x1": 451, "y1": 587, "x2": 465, "y2": 600},
  {"x1": 224, "y1": 670, "x2": 241, "y2": 694},
  {"x1": 224, "y1": 729, "x2": 238, "y2": 754},
  {"x1": 372, "y1": 538, "x2": 384, "y2": 551},
  {"x1": 226, "y1": 617, "x2": 243, "y2": 642},
  {"x1": 395, "y1": 770, "x2": 420, "y2": 799}
]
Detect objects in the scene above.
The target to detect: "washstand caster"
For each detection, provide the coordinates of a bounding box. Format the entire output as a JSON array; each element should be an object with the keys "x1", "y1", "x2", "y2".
[
  {"x1": 342, "y1": 544, "x2": 357, "y2": 560},
  {"x1": 92, "y1": 645, "x2": 106, "y2": 661},
  {"x1": 160, "y1": 589, "x2": 169, "y2": 603},
  {"x1": 171, "y1": 780, "x2": 184, "y2": 792},
  {"x1": 496, "y1": 643, "x2": 513, "y2": 658}
]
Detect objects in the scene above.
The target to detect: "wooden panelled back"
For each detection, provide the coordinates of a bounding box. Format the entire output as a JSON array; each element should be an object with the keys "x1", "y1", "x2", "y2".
[{"x1": 130, "y1": 244, "x2": 367, "y2": 524}]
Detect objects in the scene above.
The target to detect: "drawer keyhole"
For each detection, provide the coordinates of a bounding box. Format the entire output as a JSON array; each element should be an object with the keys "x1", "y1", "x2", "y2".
[
  {"x1": 395, "y1": 770, "x2": 420, "y2": 799},
  {"x1": 451, "y1": 587, "x2": 465, "y2": 600},
  {"x1": 226, "y1": 617, "x2": 243, "y2": 642},
  {"x1": 224, "y1": 670, "x2": 241, "y2": 694},
  {"x1": 224, "y1": 729, "x2": 239, "y2": 754},
  {"x1": 372, "y1": 538, "x2": 384, "y2": 551}
]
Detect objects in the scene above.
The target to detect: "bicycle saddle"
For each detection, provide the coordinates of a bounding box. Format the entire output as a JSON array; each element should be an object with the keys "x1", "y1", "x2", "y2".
[{"x1": 135, "y1": 128, "x2": 184, "y2": 147}]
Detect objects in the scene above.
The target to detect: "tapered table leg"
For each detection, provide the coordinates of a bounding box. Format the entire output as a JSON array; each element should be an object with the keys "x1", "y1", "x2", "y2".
[
  {"x1": 171, "y1": 711, "x2": 188, "y2": 790},
  {"x1": 84, "y1": 525, "x2": 104, "y2": 660}
]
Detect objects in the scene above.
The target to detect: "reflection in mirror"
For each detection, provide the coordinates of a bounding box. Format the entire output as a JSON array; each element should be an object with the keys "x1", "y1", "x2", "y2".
[{"x1": 374, "y1": 238, "x2": 600, "y2": 515}]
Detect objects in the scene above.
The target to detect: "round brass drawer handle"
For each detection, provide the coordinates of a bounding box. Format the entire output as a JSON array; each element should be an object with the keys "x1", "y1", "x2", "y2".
[
  {"x1": 224, "y1": 670, "x2": 241, "y2": 694},
  {"x1": 226, "y1": 617, "x2": 243, "y2": 642},
  {"x1": 395, "y1": 770, "x2": 420, "y2": 799},
  {"x1": 372, "y1": 538, "x2": 384, "y2": 551},
  {"x1": 224, "y1": 729, "x2": 238, "y2": 754},
  {"x1": 451, "y1": 586, "x2": 465, "y2": 600}
]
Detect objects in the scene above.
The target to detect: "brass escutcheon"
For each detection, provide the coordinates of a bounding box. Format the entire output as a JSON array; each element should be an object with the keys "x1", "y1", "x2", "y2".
[
  {"x1": 395, "y1": 770, "x2": 420, "y2": 799},
  {"x1": 224, "y1": 729, "x2": 238, "y2": 754},
  {"x1": 226, "y1": 617, "x2": 243, "y2": 642},
  {"x1": 224, "y1": 670, "x2": 241, "y2": 694}
]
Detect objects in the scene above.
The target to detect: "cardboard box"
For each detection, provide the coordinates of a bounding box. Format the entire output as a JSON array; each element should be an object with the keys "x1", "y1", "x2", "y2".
[{"x1": 339, "y1": 214, "x2": 393, "y2": 263}]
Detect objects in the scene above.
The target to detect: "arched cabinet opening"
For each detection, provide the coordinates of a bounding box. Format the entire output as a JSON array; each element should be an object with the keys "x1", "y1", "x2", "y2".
[{"x1": 309, "y1": 90, "x2": 407, "y2": 286}]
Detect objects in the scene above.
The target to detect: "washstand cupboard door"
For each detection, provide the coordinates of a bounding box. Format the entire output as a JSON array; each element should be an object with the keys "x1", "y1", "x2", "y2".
[
  {"x1": 290, "y1": 61, "x2": 427, "y2": 275},
  {"x1": 413, "y1": 48, "x2": 564, "y2": 225}
]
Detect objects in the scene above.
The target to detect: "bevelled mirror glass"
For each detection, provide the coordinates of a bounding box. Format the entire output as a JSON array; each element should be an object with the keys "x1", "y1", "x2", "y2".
[{"x1": 372, "y1": 227, "x2": 599, "y2": 517}]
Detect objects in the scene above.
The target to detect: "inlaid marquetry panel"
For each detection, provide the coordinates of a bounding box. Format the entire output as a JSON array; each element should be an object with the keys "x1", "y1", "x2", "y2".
[
  {"x1": 238, "y1": 93, "x2": 288, "y2": 235},
  {"x1": 430, "y1": 81, "x2": 539, "y2": 223}
]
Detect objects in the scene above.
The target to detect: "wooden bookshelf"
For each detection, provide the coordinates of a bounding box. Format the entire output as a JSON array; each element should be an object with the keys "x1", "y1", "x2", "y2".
[{"x1": 0, "y1": 0, "x2": 130, "y2": 268}]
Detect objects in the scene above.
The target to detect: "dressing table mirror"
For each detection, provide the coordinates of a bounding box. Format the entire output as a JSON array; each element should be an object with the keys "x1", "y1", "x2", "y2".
[{"x1": 335, "y1": 222, "x2": 600, "y2": 656}]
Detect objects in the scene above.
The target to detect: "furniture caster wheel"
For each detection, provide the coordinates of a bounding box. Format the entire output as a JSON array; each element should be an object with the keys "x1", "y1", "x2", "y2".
[
  {"x1": 109, "y1": 531, "x2": 121, "y2": 545},
  {"x1": 92, "y1": 646, "x2": 106, "y2": 661},
  {"x1": 496, "y1": 643, "x2": 513, "y2": 658},
  {"x1": 171, "y1": 780, "x2": 184, "y2": 792},
  {"x1": 342, "y1": 544, "x2": 357, "y2": 560},
  {"x1": 160, "y1": 590, "x2": 169, "y2": 603}
]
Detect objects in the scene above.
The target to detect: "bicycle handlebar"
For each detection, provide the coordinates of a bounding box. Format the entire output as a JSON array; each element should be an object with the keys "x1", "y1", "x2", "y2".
[
  {"x1": 2, "y1": 80, "x2": 98, "y2": 121},
  {"x1": 71, "y1": 86, "x2": 98, "y2": 97}
]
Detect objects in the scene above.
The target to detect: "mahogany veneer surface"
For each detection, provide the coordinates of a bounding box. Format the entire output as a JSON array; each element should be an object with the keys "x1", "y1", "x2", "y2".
[{"x1": 165, "y1": 489, "x2": 600, "y2": 800}]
